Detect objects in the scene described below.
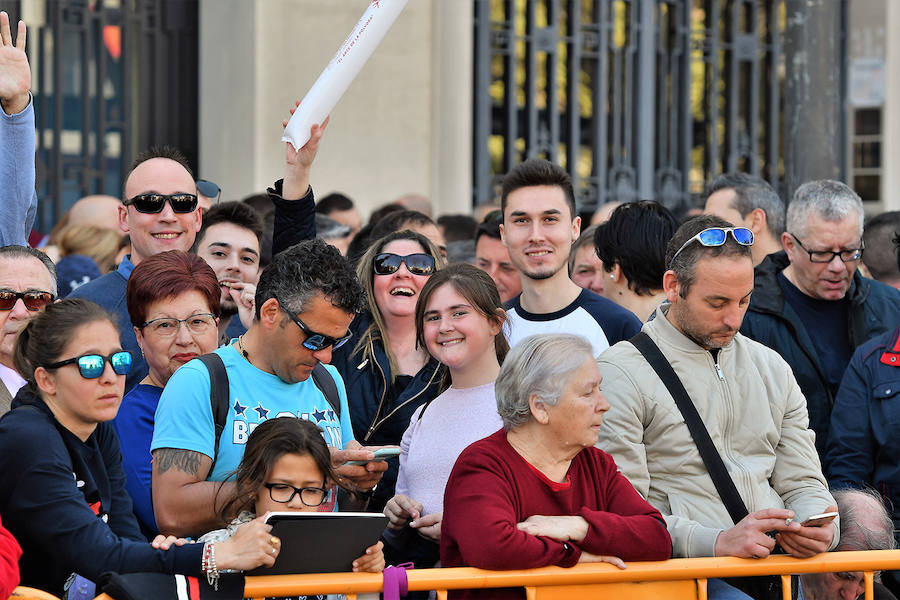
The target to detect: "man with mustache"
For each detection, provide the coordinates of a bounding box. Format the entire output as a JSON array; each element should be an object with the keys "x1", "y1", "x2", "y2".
[
  {"x1": 740, "y1": 180, "x2": 900, "y2": 460},
  {"x1": 596, "y1": 215, "x2": 838, "y2": 600}
]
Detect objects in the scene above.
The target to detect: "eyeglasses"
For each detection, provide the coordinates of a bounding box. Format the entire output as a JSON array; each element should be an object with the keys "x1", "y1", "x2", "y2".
[
  {"x1": 790, "y1": 233, "x2": 864, "y2": 263},
  {"x1": 123, "y1": 193, "x2": 199, "y2": 214},
  {"x1": 276, "y1": 297, "x2": 353, "y2": 352},
  {"x1": 44, "y1": 351, "x2": 133, "y2": 379},
  {"x1": 0, "y1": 290, "x2": 55, "y2": 311},
  {"x1": 262, "y1": 482, "x2": 329, "y2": 507},
  {"x1": 196, "y1": 179, "x2": 221, "y2": 204},
  {"x1": 139, "y1": 313, "x2": 218, "y2": 338},
  {"x1": 669, "y1": 227, "x2": 755, "y2": 267},
  {"x1": 373, "y1": 253, "x2": 436, "y2": 276}
]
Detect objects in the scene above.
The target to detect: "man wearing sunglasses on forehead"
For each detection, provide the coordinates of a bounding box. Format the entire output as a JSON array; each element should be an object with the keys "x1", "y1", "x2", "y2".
[
  {"x1": 740, "y1": 180, "x2": 900, "y2": 462},
  {"x1": 596, "y1": 215, "x2": 839, "y2": 600},
  {"x1": 0, "y1": 246, "x2": 57, "y2": 414}
]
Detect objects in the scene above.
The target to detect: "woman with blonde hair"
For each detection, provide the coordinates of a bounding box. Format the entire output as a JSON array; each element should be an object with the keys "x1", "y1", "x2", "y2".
[{"x1": 331, "y1": 230, "x2": 445, "y2": 511}]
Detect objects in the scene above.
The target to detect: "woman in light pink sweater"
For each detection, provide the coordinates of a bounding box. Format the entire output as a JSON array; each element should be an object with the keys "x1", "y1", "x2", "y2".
[{"x1": 383, "y1": 264, "x2": 508, "y2": 569}]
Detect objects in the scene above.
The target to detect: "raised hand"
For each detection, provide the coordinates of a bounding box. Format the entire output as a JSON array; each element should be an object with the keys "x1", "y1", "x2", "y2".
[
  {"x1": 280, "y1": 100, "x2": 329, "y2": 200},
  {"x1": 0, "y1": 11, "x2": 30, "y2": 115}
]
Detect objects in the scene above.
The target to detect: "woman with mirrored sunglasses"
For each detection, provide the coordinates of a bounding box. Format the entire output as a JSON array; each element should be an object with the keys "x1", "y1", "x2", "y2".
[
  {"x1": 0, "y1": 299, "x2": 278, "y2": 596},
  {"x1": 113, "y1": 251, "x2": 221, "y2": 537},
  {"x1": 330, "y1": 230, "x2": 446, "y2": 511}
]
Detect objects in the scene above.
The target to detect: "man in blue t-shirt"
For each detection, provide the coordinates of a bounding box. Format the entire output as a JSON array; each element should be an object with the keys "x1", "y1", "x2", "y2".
[
  {"x1": 151, "y1": 239, "x2": 386, "y2": 537},
  {"x1": 498, "y1": 159, "x2": 641, "y2": 356}
]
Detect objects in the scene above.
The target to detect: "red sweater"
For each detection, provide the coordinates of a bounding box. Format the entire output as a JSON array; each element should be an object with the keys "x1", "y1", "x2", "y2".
[
  {"x1": 441, "y1": 429, "x2": 671, "y2": 599},
  {"x1": 0, "y1": 514, "x2": 21, "y2": 598}
]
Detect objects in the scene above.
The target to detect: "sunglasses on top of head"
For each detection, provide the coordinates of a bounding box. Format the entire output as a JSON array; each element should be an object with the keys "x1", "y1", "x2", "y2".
[
  {"x1": 0, "y1": 290, "x2": 55, "y2": 311},
  {"x1": 668, "y1": 227, "x2": 754, "y2": 268},
  {"x1": 373, "y1": 253, "x2": 436, "y2": 276},
  {"x1": 44, "y1": 351, "x2": 133, "y2": 379},
  {"x1": 123, "y1": 193, "x2": 199, "y2": 214}
]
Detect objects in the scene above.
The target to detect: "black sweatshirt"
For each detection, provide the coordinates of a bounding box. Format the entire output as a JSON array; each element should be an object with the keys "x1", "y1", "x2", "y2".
[{"x1": 0, "y1": 387, "x2": 203, "y2": 595}]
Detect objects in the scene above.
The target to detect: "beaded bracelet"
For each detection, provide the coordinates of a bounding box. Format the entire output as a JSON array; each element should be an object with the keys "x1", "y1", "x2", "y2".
[{"x1": 202, "y1": 542, "x2": 220, "y2": 590}]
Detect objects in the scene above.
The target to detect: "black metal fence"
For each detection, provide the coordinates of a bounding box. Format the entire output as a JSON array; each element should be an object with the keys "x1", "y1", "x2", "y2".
[
  {"x1": 473, "y1": 0, "x2": 841, "y2": 215},
  {"x1": 0, "y1": 0, "x2": 198, "y2": 232}
]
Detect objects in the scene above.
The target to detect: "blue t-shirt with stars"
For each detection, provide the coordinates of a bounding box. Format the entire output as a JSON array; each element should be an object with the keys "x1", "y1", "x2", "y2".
[{"x1": 151, "y1": 343, "x2": 354, "y2": 482}]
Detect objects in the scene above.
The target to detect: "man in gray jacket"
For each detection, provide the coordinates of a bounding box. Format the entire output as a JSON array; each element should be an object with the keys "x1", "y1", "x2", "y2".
[{"x1": 597, "y1": 215, "x2": 838, "y2": 596}]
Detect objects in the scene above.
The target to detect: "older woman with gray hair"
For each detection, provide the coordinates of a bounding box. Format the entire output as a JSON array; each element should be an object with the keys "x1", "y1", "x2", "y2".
[{"x1": 440, "y1": 334, "x2": 671, "y2": 599}]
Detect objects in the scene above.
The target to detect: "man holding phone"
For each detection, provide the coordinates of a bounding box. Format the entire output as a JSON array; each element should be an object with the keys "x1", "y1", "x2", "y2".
[{"x1": 596, "y1": 215, "x2": 837, "y2": 600}]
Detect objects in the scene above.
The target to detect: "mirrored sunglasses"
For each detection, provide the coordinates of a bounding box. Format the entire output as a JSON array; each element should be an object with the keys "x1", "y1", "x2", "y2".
[
  {"x1": 669, "y1": 227, "x2": 754, "y2": 268},
  {"x1": 124, "y1": 193, "x2": 199, "y2": 214},
  {"x1": 373, "y1": 253, "x2": 436, "y2": 276},
  {"x1": 44, "y1": 351, "x2": 133, "y2": 379},
  {"x1": 0, "y1": 290, "x2": 55, "y2": 311}
]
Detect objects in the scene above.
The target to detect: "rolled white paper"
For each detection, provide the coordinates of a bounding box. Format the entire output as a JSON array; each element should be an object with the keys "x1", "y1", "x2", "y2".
[{"x1": 282, "y1": 0, "x2": 410, "y2": 149}]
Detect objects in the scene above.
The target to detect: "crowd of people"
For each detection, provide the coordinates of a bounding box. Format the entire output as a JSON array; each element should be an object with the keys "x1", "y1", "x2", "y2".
[{"x1": 3, "y1": 10, "x2": 900, "y2": 600}]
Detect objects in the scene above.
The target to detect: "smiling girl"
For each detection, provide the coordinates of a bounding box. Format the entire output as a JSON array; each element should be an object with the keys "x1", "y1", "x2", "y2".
[{"x1": 383, "y1": 263, "x2": 507, "y2": 568}]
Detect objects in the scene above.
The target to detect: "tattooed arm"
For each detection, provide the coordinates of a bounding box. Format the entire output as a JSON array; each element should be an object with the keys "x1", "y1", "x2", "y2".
[{"x1": 151, "y1": 448, "x2": 237, "y2": 538}]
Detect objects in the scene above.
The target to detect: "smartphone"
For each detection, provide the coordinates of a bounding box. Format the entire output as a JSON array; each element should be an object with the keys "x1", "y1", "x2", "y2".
[
  {"x1": 800, "y1": 511, "x2": 838, "y2": 527},
  {"x1": 345, "y1": 447, "x2": 402, "y2": 466}
]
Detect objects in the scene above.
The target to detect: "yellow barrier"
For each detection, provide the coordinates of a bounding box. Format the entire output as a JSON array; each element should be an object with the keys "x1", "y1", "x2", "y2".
[{"x1": 240, "y1": 550, "x2": 900, "y2": 600}]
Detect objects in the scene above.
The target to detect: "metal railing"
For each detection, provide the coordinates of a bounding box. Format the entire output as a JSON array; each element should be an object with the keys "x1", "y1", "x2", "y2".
[{"x1": 237, "y1": 550, "x2": 900, "y2": 600}]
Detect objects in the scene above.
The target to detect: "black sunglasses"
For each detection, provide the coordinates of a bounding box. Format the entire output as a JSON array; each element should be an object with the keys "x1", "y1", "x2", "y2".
[
  {"x1": 275, "y1": 297, "x2": 353, "y2": 352},
  {"x1": 44, "y1": 351, "x2": 133, "y2": 379},
  {"x1": 124, "y1": 193, "x2": 199, "y2": 214},
  {"x1": 373, "y1": 253, "x2": 436, "y2": 276},
  {"x1": 0, "y1": 290, "x2": 55, "y2": 311}
]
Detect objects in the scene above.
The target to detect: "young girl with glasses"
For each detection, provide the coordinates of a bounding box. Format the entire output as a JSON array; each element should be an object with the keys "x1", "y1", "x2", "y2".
[
  {"x1": 383, "y1": 263, "x2": 508, "y2": 570},
  {"x1": 0, "y1": 298, "x2": 277, "y2": 596},
  {"x1": 205, "y1": 417, "x2": 384, "y2": 590},
  {"x1": 331, "y1": 230, "x2": 446, "y2": 511}
]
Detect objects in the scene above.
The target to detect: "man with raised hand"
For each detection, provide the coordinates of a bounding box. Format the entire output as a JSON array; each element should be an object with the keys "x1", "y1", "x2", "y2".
[
  {"x1": 499, "y1": 159, "x2": 640, "y2": 356},
  {"x1": 0, "y1": 11, "x2": 37, "y2": 247}
]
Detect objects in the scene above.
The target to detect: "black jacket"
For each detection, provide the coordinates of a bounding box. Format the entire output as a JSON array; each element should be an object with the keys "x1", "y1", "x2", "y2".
[
  {"x1": 0, "y1": 387, "x2": 202, "y2": 595},
  {"x1": 741, "y1": 251, "x2": 900, "y2": 458},
  {"x1": 331, "y1": 312, "x2": 444, "y2": 510}
]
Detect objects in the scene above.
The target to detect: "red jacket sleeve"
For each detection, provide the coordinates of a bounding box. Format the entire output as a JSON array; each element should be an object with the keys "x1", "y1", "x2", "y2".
[
  {"x1": 442, "y1": 445, "x2": 580, "y2": 570},
  {"x1": 576, "y1": 453, "x2": 671, "y2": 560},
  {"x1": 0, "y1": 514, "x2": 22, "y2": 598}
]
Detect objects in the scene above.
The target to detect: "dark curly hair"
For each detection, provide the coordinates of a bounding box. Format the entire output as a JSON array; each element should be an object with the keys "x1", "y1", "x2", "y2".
[{"x1": 255, "y1": 238, "x2": 366, "y2": 320}]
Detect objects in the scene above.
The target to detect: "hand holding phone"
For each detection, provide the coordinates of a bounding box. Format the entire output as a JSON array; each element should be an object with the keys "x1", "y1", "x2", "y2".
[
  {"x1": 345, "y1": 446, "x2": 402, "y2": 466},
  {"x1": 800, "y1": 511, "x2": 838, "y2": 527}
]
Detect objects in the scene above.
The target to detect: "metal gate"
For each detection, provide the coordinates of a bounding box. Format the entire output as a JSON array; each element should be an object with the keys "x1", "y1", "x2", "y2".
[
  {"x1": 0, "y1": 0, "x2": 198, "y2": 232},
  {"x1": 473, "y1": 0, "x2": 796, "y2": 215}
]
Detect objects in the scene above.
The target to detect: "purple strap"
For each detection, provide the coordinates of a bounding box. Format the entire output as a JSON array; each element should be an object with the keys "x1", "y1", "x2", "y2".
[{"x1": 382, "y1": 563, "x2": 413, "y2": 600}]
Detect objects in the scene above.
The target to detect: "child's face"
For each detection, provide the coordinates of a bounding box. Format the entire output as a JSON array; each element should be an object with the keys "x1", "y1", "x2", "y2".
[{"x1": 255, "y1": 452, "x2": 329, "y2": 515}]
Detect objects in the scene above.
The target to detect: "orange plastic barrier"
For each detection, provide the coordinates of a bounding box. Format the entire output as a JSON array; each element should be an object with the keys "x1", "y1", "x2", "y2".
[
  {"x1": 9, "y1": 587, "x2": 61, "y2": 600},
  {"x1": 239, "y1": 550, "x2": 900, "y2": 600}
]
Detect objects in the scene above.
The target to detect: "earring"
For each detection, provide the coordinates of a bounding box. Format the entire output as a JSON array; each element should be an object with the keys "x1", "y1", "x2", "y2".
[{"x1": 610, "y1": 274, "x2": 615, "y2": 279}]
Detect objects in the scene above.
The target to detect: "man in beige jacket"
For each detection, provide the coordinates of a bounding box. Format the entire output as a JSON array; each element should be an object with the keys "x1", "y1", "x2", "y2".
[{"x1": 596, "y1": 215, "x2": 838, "y2": 589}]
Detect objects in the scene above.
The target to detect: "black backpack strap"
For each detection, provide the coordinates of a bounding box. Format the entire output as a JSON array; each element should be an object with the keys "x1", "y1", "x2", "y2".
[
  {"x1": 197, "y1": 353, "x2": 229, "y2": 476},
  {"x1": 629, "y1": 331, "x2": 749, "y2": 525},
  {"x1": 311, "y1": 363, "x2": 341, "y2": 420}
]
